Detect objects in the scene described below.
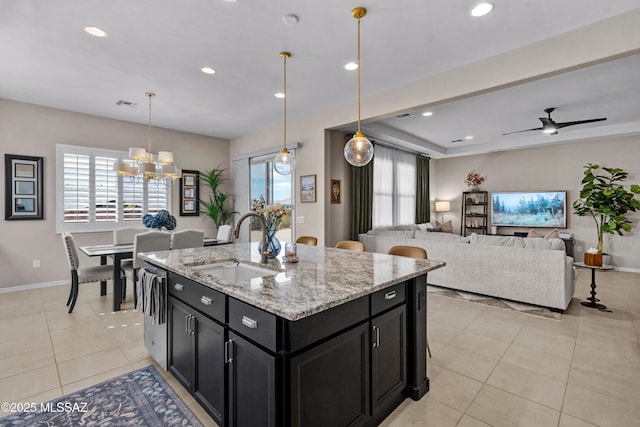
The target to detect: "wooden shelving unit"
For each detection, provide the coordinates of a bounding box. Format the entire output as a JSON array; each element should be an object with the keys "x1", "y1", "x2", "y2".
[{"x1": 461, "y1": 191, "x2": 489, "y2": 236}]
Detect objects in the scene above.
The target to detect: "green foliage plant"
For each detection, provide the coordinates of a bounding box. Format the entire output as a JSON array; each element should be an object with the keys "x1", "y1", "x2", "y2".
[
  {"x1": 200, "y1": 165, "x2": 238, "y2": 228},
  {"x1": 573, "y1": 163, "x2": 640, "y2": 253}
]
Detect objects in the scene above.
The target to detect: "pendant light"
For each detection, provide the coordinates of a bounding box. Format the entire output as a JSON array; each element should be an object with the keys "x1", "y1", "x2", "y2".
[
  {"x1": 273, "y1": 52, "x2": 295, "y2": 176},
  {"x1": 344, "y1": 7, "x2": 374, "y2": 167}
]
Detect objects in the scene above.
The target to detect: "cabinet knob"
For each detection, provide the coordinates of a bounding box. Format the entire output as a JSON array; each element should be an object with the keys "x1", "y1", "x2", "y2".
[
  {"x1": 174, "y1": 283, "x2": 184, "y2": 291},
  {"x1": 200, "y1": 296, "x2": 213, "y2": 306},
  {"x1": 384, "y1": 290, "x2": 396, "y2": 300},
  {"x1": 241, "y1": 316, "x2": 258, "y2": 329}
]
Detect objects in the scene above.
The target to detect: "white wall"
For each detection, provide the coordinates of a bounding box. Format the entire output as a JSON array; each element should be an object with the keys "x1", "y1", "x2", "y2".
[
  {"x1": 430, "y1": 136, "x2": 640, "y2": 269},
  {"x1": 0, "y1": 99, "x2": 230, "y2": 289},
  {"x1": 327, "y1": 130, "x2": 351, "y2": 246}
]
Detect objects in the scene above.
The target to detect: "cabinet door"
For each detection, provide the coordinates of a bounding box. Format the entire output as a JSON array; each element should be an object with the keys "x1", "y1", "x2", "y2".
[
  {"x1": 371, "y1": 305, "x2": 406, "y2": 417},
  {"x1": 168, "y1": 297, "x2": 194, "y2": 389},
  {"x1": 290, "y1": 322, "x2": 370, "y2": 427},
  {"x1": 228, "y1": 332, "x2": 277, "y2": 427},
  {"x1": 193, "y1": 312, "x2": 225, "y2": 426}
]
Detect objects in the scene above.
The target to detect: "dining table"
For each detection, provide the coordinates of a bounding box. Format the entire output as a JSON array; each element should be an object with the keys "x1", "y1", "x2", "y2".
[{"x1": 79, "y1": 237, "x2": 225, "y2": 311}]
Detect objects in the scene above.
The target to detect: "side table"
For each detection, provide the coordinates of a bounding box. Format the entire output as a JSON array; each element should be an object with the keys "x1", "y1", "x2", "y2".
[{"x1": 574, "y1": 262, "x2": 614, "y2": 310}]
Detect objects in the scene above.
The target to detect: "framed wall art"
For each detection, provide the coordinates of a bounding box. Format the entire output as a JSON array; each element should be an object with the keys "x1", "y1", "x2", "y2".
[
  {"x1": 5, "y1": 154, "x2": 43, "y2": 220},
  {"x1": 300, "y1": 174, "x2": 316, "y2": 203},
  {"x1": 330, "y1": 179, "x2": 342, "y2": 204},
  {"x1": 180, "y1": 169, "x2": 200, "y2": 216}
]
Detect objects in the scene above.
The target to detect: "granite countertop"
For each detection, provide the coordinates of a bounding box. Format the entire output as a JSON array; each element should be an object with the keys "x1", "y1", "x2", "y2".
[{"x1": 139, "y1": 243, "x2": 445, "y2": 321}]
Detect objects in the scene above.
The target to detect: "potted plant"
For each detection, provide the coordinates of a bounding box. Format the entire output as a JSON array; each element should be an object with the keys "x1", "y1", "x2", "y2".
[
  {"x1": 200, "y1": 165, "x2": 238, "y2": 228},
  {"x1": 573, "y1": 163, "x2": 640, "y2": 265}
]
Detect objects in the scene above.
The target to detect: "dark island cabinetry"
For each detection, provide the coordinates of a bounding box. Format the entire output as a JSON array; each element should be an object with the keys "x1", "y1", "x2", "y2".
[{"x1": 160, "y1": 268, "x2": 428, "y2": 427}]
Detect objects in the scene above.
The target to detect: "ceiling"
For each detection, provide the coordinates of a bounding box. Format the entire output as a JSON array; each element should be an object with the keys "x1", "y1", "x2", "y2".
[{"x1": 1, "y1": 1, "x2": 639, "y2": 158}]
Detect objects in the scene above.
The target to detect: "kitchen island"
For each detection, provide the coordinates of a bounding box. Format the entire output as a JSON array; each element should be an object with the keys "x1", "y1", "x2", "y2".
[{"x1": 140, "y1": 242, "x2": 445, "y2": 427}]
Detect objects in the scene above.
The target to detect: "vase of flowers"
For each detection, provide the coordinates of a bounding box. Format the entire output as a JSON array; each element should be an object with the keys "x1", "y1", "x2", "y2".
[
  {"x1": 465, "y1": 172, "x2": 485, "y2": 191},
  {"x1": 251, "y1": 196, "x2": 292, "y2": 258}
]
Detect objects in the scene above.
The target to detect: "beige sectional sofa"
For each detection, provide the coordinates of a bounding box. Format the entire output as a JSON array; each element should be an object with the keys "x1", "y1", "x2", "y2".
[{"x1": 358, "y1": 228, "x2": 575, "y2": 310}]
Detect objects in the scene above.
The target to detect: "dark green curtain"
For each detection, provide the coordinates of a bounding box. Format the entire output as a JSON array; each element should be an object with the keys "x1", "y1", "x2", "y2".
[
  {"x1": 415, "y1": 155, "x2": 430, "y2": 223},
  {"x1": 350, "y1": 161, "x2": 374, "y2": 239}
]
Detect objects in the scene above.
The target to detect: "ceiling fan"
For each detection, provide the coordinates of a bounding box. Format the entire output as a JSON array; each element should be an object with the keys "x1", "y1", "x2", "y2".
[{"x1": 502, "y1": 108, "x2": 607, "y2": 136}]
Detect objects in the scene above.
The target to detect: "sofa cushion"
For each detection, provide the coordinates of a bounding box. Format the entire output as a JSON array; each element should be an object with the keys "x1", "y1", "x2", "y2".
[
  {"x1": 469, "y1": 233, "x2": 526, "y2": 248},
  {"x1": 522, "y1": 237, "x2": 566, "y2": 251},
  {"x1": 545, "y1": 228, "x2": 560, "y2": 239},
  {"x1": 417, "y1": 222, "x2": 434, "y2": 231},
  {"x1": 436, "y1": 220, "x2": 453, "y2": 233},
  {"x1": 527, "y1": 229, "x2": 541, "y2": 238},
  {"x1": 367, "y1": 229, "x2": 416, "y2": 238},
  {"x1": 415, "y1": 231, "x2": 469, "y2": 243}
]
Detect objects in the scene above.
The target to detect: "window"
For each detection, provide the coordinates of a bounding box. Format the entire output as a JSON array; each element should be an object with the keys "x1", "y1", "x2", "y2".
[
  {"x1": 249, "y1": 153, "x2": 293, "y2": 241},
  {"x1": 372, "y1": 145, "x2": 416, "y2": 227},
  {"x1": 56, "y1": 144, "x2": 171, "y2": 233}
]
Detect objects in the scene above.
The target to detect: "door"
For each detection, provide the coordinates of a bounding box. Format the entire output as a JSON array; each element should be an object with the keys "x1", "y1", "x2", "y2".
[
  {"x1": 193, "y1": 311, "x2": 225, "y2": 426},
  {"x1": 371, "y1": 305, "x2": 406, "y2": 417},
  {"x1": 168, "y1": 297, "x2": 194, "y2": 389},
  {"x1": 227, "y1": 332, "x2": 277, "y2": 427},
  {"x1": 289, "y1": 323, "x2": 370, "y2": 427}
]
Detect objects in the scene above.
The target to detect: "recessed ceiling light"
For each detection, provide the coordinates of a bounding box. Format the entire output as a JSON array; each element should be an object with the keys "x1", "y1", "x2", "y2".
[
  {"x1": 201, "y1": 67, "x2": 216, "y2": 74},
  {"x1": 275, "y1": 93, "x2": 285, "y2": 98},
  {"x1": 470, "y1": 3, "x2": 494, "y2": 17},
  {"x1": 422, "y1": 111, "x2": 433, "y2": 117},
  {"x1": 84, "y1": 26, "x2": 107, "y2": 38},
  {"x1": 344, "y1": 62, "x2": 358, "y2": 71},
  {"x1": 223, "y1": 0, "x2": 237, "y2": 2},
  {"x1": 283, "y1": 14, "x2": 299, "y2": 25},
  {"x1": 465, "y1": 135, "x2": 474, "y2": 140}
]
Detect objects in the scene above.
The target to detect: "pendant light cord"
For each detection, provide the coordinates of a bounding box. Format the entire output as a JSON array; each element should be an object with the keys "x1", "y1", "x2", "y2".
[
  {"x1": 357, "y1": 17, "x2": 362, "y2": 134},
  {"x1": 283, "y1": 54, "x2": 287, "y2": 150},
  {"x1": 147, "y1": 92, "x2": 154, "y2": 158}
]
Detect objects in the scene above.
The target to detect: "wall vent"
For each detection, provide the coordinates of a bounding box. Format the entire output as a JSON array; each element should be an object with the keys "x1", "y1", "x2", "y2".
[
  {"x1": 116, "y1": 100, "x2": 137, "y2": 107},
  {"x1": 394, "y1": 113, "x2": 413, "y2": 119},
  {"x1": 450, "y1": 139, "x2": 463, "y2": 143}
]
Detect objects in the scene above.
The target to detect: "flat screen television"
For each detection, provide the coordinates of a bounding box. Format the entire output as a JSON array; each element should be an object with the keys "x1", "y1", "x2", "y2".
[{"x1": 491, "y1": 190, "x2": 567, "y2": 228}]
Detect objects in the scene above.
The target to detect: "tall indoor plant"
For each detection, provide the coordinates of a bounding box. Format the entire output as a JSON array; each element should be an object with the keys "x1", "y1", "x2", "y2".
[
  {"x1": 200, "y1": 165, "x2": 237, "y2": 228},
  {"x1": 573, "y1": 163, "x2": 640, "y2": 254}
]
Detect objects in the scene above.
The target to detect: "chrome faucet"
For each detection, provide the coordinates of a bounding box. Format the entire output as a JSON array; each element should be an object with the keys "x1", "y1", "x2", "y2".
[{"x1": 234, "y1": 212, "x2": 270, "y2": 264}]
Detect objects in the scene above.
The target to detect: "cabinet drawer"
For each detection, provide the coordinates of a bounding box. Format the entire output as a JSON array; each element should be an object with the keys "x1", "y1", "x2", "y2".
[
  {"x1": 168, "y1": 272, "x2": 225, "y2": 323},
  {"x1": 371, "y1": 283, "x2": 405, "y2": 316},
  {"x1": 228, "y1": 298, "x2": 277, "y2": 352}
]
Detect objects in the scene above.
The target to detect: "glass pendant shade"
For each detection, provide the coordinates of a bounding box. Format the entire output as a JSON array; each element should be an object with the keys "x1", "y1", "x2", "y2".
[
  {"x1": 344, "y1": 131, "x2": 374, "y2": 167},
  {"x1": 274, "y1": 148, "x2": 295, "y2": 175}
]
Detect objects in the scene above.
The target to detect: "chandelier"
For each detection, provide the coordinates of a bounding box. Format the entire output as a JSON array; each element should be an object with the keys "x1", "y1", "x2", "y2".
[
  {"x1": 344, "y1": 7, "x2": 374, "y2": 167},
  {"x1": 113, "y1": 92, "x2": 180, "y2": 183},
  {"x1": 273, "y1": 51, "x2": 295, "y2": 175}
]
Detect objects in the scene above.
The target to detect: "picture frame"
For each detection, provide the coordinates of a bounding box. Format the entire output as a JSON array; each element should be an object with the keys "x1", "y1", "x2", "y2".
[
  {"x1": 180, "y1": 169, "x2": 200, "y2": 216},
  {"x1": 330, "y1": 179, "x2": 342, "y2": 204},
  {"x1": 300, "y1": 174, "x2": 316, "y2": 203},
  {"x1": 5, "y1": 154, "x2": 43, "y2": 220}
]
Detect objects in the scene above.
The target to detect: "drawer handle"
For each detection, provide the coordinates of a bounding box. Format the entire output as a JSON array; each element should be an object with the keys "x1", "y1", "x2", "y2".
[
  {"x1": 200, "y1": 296, "x2": 213, "y2": 306},
  {"x1": 384, "y1": 290, "x2": 396, "y2": 300},
  {"x1": 241, "y1": 316, "x2": 258, "y2": 329},
  {"x1": 174, "y1": 283, "x2": 184, "y2": 291}
]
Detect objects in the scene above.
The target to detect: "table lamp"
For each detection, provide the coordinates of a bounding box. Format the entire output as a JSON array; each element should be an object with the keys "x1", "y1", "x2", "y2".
[{"x1": 435, "y1": 201, "x2": 451, "y2": 223}]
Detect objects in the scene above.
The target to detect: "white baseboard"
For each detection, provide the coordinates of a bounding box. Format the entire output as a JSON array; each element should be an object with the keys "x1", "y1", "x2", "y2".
[{"x1": 0, "y1": 280, "x2": 68, "y2": 293}]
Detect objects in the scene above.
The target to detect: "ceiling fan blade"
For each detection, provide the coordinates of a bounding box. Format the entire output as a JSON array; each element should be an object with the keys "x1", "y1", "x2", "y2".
[
  {"x1": 555, "y1": 118, "x2": 607, "y2": 129},
  {"x1": 502, "y1": 126, "x2": 543, "y2": 136}
]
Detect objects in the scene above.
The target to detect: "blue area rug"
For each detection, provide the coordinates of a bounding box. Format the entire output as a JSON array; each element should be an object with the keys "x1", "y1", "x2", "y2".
[{"x1": 0, "y1": 365, "x2": 202, "y2": 426}]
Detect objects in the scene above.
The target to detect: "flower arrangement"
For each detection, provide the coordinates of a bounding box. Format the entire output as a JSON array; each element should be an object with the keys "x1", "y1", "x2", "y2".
[
  {"x1": 143, "y1": 209, "x2": 176, "y2": 230},
  {"x1": 464, "y1": 172, "x2": 485, "y2": 188},
  {"x1": 250, "y1": 196, "x2": 292, "y2": 230}
]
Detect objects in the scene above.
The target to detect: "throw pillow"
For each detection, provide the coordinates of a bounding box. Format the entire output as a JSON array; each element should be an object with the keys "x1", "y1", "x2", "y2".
[
  {"x1": 527, "y1": 229, "x2": 541, "y2": 238},
  {"x1": 436, "y1": 220, "x2": 453, "y2": 233},
  {"x1": 544, "y1": 228, "x2": 559, "y2": 239}
]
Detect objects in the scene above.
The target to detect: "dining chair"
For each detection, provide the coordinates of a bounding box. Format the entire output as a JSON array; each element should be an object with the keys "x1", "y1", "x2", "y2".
[
  {"x1": 387, "y1": 245, "x2": 432, "y2": 358},
  {"x1": 171, "y1": 229, "x2": 205, "y2": 249},
  {"x1": 123, "y1": 231, "x2": 172, "y2": 307},
  {"x1": 216, "y1": 224, "x2": 234, "y2": 243},
  {"x1": 61, "y1": 232, "x2": 120, "y2": 313},
  {"x1": 296, "y1": 235, "x2": 318, "y2": 246},
  {"x1": 113, "y1": 226, "x2": 148, "y2": 245},
  {"x1": 335, "y1": 240, "x2": 365, "y2": 251}
]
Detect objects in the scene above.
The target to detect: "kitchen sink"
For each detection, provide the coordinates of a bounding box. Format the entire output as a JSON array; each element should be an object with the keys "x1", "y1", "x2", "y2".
[{"x1": 192, "y1": 260, "x2": 277, "y2": 282}]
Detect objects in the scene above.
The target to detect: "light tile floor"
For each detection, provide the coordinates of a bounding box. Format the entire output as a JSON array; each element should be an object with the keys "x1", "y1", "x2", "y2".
[{"x1": 1, "y1": 268, "x2": 639, "y2": 426}]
